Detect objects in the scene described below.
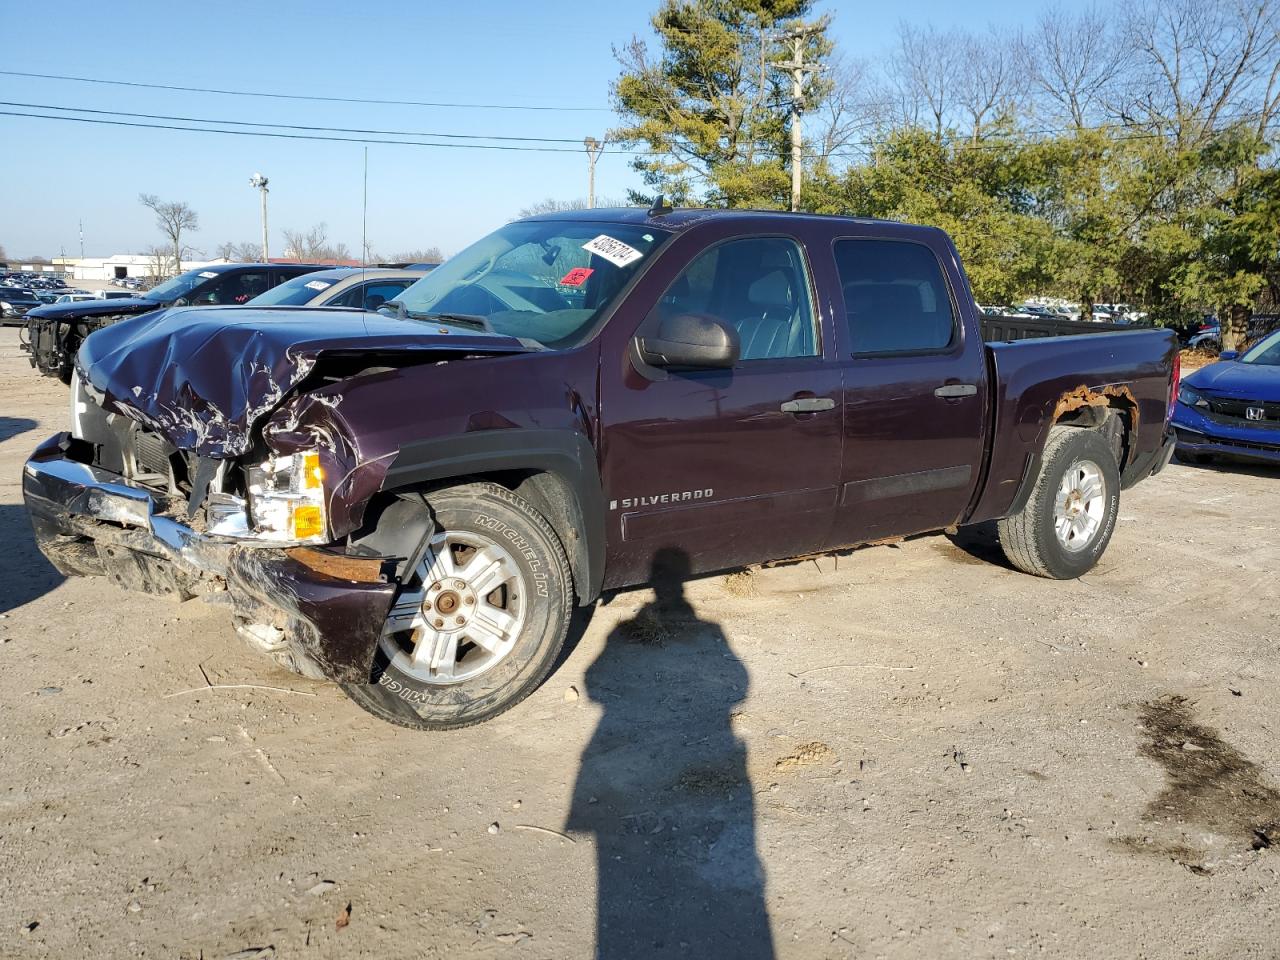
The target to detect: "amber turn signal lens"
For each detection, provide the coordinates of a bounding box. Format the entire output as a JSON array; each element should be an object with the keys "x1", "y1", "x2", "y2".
[
  {"x1": 292, "y1": 504, "x2": 325, "y2": 540},
  {"x1": 300, "y1": 452, "x2": 324, "y2": 490}
]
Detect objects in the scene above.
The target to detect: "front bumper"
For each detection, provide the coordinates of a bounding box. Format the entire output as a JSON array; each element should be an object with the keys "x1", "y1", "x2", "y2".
[
  {"x1": 22, "y1": 434, "x2": 395, "y2": 682},
  {"x1": 1171, "y1": 405, "x2": 1280, "y2": 466}
]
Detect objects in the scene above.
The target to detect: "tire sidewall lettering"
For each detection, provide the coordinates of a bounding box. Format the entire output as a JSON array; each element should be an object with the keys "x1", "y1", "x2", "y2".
[{"x1": 473, "y1": 512, "x2": 550, "y2": 597}]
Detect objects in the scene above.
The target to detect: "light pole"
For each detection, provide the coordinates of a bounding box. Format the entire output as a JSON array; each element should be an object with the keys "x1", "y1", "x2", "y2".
[
  {"x1": 584, "y1": 137, "x2": 604, "y2": 208},
  {"x1": 249, "y1": 173, "x2": 270, "y2": 261}
]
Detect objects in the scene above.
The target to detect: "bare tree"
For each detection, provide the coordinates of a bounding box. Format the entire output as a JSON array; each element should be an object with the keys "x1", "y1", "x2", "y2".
[
  {"x1": 1121, "y1": 0, "x2": 1280, "y2": 144},
  {"x1": 953, "y1": 28, "x2": 1023, "y2": 140},
  {"x1": 215, "y1": 241, "x2": 262, "y2": 262},
  {"x1": 0, "y1": 243, "x2": 8, "y2": 261},
  {"x1": 891, "y1": 23, "x2": 961, "y2": 139},
  {"x1": 143, "y1": 245, "x2": 172, "y2": 281},
  {"x1": 1018, "y1": 4, "x2": 1129, "y2": 130},
  {"x1": 809, "y1": 55, "x2": 887, "y2": 163},
  {"x1": 281, "y1": 223, "x2": 351, "y2": 262},
  {"x1": 139, "y1": 194, "x2": 198, "y2": 275},
  {"x1": 378, "y1": 247, "x2": 446, "y2": 264},
  {"x1": 515, "y1": 197, "x2": 626, "y2": 219}
]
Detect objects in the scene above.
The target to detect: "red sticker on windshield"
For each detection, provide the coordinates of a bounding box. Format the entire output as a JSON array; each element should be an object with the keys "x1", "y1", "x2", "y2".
[{"x1": 559, "y1": 267, "x2": 594, "y2": 287}]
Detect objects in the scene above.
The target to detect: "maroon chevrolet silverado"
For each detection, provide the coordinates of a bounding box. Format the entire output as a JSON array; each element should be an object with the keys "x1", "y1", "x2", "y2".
[{"x1": 23, "y1": 208, "x2": 1179, "y2": 730}]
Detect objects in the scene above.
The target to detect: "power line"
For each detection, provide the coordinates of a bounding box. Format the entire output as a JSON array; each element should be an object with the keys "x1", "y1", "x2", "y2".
[
  {"x1": 0, "y1": 100, "x2": 601, "y2": 145},
  {"x1": 0, "y1": 69, "x2": 612, "y2": 113},
  {"x1": 0, "y1": 108, "x2": 656, "y2": 155},
  {"x1": 3, "y1": 104, "x2": 1266, "y2": 166}
]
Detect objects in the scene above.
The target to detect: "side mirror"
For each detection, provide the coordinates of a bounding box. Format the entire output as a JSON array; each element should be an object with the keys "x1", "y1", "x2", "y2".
[
  {"x1": 636, "y1": 313, "x2": 739, "y2": 369},
  {"x1": 1219, "y1": 350, "x2": 1239, "y2": 361}
]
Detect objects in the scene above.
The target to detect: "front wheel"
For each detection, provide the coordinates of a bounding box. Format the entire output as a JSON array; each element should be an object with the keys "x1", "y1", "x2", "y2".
[
  {"x1": 340, "y1": 482, "x2": 573, "y2": 730},
  {"x1": 997, "y1": 425, "x2": 1120, "y2": 579}
]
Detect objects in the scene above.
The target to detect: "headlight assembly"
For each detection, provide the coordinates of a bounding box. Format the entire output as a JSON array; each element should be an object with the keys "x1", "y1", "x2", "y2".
[
  {"x1": 1178, "y1": 384, "x2": 1209, "y2": 409},
  {"x1": 246, "y1": 451, "x2": 328, "y2": 542}
]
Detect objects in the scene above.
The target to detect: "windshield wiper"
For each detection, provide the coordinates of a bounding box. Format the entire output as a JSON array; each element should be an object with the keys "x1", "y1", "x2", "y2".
[{"x1": 406, "y1": 310, "x2": 497, "y2": 334}]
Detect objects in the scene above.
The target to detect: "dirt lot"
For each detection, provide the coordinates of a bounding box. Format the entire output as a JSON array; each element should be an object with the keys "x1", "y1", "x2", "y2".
[{"x1": 1, "y1": 326, "x2": 1278, "y2": 959}]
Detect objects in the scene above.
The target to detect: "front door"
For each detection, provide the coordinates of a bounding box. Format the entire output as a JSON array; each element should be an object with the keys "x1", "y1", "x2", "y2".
[
  {"x1": 599, "y1": 232, "x2": 843, "y2": 588},
  {"x1": 827, "y1": 235, "x2": 987, "y2": 547}
]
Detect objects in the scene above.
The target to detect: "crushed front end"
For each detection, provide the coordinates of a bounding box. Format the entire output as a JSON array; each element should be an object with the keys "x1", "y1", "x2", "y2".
[{"x1": 22, "y1": 376, "x2": 396, "y2": 683}]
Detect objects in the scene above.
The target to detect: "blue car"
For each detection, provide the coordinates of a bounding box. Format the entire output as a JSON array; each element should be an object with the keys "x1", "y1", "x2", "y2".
[{"x1": 1172, "y1": 328, "x2": 1280, "y2": 466}]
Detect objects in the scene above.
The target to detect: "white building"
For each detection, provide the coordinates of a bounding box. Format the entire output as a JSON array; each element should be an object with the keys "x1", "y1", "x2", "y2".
[{"x1": 53, "y1": 254, "x2": 225, "y2": 283}]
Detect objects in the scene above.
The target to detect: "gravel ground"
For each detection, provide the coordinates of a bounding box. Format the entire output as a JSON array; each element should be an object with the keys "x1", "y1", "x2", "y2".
[{"x1": 1, "y1": 327, "x2": 1278, "y2": 959}]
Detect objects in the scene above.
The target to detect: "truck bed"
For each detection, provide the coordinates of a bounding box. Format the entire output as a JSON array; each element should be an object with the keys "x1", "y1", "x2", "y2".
[
  {"x1": 967, "y1": 327, "x2": 1179, "y2": 524},
  {"x1": 981, "y1": 314, "x2": 1134, "y2": 342}
]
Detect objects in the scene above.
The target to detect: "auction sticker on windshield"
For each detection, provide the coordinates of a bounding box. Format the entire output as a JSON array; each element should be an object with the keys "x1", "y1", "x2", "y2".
[
  {"x1": 559, "y1": 267, "x2": 594, "y2": 287},
  {"x1": 305, "y1": 280, "x2": 332, "y2": 291},
  {"x1": 199, "y1": 271, "x2": 219, "y2": 279},
  {"x1": 582, "y1": 235, "x2": 643, "y2": 268}
]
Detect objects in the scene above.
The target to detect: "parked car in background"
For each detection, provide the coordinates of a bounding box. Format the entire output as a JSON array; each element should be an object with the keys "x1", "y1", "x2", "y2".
[
  {"x1": 22, "y1": 262, "x2": 332, "y2": 382},
  {"x1": 54, "y1": 293, "x2": 96, "y2": 304},
  {"x1": 24, "y1": 208, "x2": 1179, "y2": 730},
  {"x1": 246, "y1": 267, "x2": 428, "y2": 311},
  {"x1": 0, "y1": 287, "x2": 42, "y2": 323},
  {"x1": 1173, "y1": 329, "x2": 1280, "y2": 466},
  {"x1": 1188, "y1": 318, "x2": 1221, "y2": 351}
]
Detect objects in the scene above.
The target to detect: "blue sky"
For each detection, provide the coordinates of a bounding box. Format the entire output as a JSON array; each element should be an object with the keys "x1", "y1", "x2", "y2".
[{"x1": 0, "y1": 0, "x2": 1089, "y2": 260}]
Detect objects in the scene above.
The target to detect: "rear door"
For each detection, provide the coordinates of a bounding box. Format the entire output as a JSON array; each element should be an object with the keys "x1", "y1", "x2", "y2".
[
  {"x1": 826, "y1": 231, "x2": 987, "y2": 547},
  {"x1": 598, "y1": 226, "x2": 843, "y2": 587}
]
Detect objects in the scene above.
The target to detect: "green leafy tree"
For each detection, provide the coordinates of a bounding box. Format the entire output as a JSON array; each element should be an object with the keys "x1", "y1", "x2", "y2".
[
  {"x1": 1152, "y1": 131, "x2": 1280, "y2": 350},
  {"x1": 808, "y1": 125, "x2": 1055, "y2": 303},
  {"x1": 610, "y1": 0, "x2": 829, "y2": 207}
]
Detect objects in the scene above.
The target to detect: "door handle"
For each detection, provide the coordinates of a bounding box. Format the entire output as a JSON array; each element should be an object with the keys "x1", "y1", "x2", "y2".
[
  {"x1": 934, "y1": 383, "x2": 977, "y2": 399},
  {"x1": 780, "y1": 397, "x2": 836, "y2": 413}
]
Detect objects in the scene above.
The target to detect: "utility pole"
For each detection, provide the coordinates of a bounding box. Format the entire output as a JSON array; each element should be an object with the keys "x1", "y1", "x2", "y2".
[
  {"x1": 249, "y1": 173, "x2": 270, "y2": 261},
  {"x1": 776, "y1": 20, "x2": 827, "y2": 212},
  {"x1": 584, "y1": 137, "x2": 604, "y2": 208},
  {"x1": 78, "y1": 220, "x2": 84, "y2": 259}
]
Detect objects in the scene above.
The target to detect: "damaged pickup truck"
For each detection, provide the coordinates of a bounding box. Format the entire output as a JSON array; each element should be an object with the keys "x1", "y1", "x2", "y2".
[{"x1": 24, "y1": 209, "x2": 1180, "y2": 730}]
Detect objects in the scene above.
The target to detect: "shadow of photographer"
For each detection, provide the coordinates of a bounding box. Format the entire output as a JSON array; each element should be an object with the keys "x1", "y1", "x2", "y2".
[{"x1": 567, "y1": 547, "x2": 775, "y2": 959}]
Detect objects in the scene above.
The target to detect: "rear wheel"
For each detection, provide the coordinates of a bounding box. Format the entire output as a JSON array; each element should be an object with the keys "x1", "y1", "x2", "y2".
[
  {"x1": 997, "y1": 425, "x2": 1120, "y2": 579},
  {"x1": 340, "y1": 482, "x2": 573, "y2": 730}
]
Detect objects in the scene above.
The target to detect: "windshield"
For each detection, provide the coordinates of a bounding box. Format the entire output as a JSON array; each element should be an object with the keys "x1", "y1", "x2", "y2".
[
  {"x1": 249, "y1": 272, "x2": 342, "y2": 306},
  {"x1": 2, "y1": 290, "x2": 38, "y2": 302},
  {"x1": 385, "y1": 219, "x2": 672, "y2": 346},
  {"x1": 1240, "y1": 330, "x2": 1280, "y2": 366},
  {"x1": 144, "y1": 268, "x2": 222, "y2": 302}
]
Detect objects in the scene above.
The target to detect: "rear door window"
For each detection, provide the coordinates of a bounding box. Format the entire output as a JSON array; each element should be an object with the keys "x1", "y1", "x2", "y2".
[
  {"x1": 328, "y1": 279, "x2": 413, "y2": 310},
  {"x1": 834, "y1": 240, "x2": 957, "y2": 355}
]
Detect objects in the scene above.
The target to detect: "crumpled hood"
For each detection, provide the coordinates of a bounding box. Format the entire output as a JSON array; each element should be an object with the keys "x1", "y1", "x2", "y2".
[
  {"x1": 1186, "y1": 360, "x2": 1280, "y2": 403},
  {"x1": 76, "y1": 306, "x2": 532, "y2": 458},
  {"x1": 27, "y1": 296, "x2": 169, "y2": 321}
]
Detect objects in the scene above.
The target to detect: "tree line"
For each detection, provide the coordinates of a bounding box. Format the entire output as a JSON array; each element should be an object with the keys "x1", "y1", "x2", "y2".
[
  {"x1": 610, "y1": 0, "x2": 1280, "y2": 349},
  {"x1": 135, "y1": 195, "x2": 445, "y2": 273}
]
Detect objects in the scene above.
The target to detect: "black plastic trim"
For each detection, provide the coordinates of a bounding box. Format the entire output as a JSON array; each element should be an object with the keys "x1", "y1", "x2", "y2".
[{"x1": 382, "y1": 428, "x2": 605, "y2": 602}]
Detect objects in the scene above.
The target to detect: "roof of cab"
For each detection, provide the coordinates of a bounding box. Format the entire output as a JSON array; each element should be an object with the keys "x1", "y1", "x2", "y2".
[
  {"x1": 196, "y1": 262, "x2": 336, "y2": 273},
  {"x1": 520, "y1": 205, "x2": 935, "y2": 236},
  {"x1": 287, "y1": 266, "x2": 429, "y2": 284}
]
